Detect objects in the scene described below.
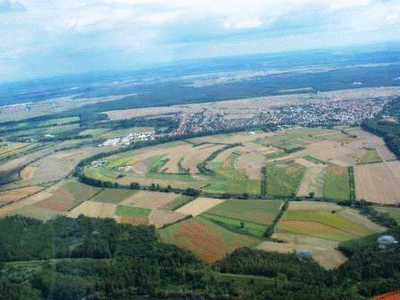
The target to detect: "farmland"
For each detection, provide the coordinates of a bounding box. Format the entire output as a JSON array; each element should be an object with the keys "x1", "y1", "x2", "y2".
[
  {"x1": 81, "y1": 126, "x2": 398, "y2": 202},
  {"x1": 276, "y1": 201, "x2": 386, "y2": 242},
  {"x1": 158, "y1": 216, "x2": 260, "y2": 263},
  {"x1": 204, "y1": 199, "x2": 283, "y2": 225}
]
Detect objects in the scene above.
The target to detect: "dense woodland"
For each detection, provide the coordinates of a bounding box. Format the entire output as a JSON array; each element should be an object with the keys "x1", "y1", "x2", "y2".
[
  {"x1": 0, "y1": 215, "x2": 399, "y2": 300},
  {"x1": 362, "y1": 97, "x2": 400, "y2": 159}
]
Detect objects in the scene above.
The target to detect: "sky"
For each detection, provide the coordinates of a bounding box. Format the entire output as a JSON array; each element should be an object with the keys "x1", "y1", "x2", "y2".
[{"x1": 0, "y1": 0, "x2": 400, "y2": 81}]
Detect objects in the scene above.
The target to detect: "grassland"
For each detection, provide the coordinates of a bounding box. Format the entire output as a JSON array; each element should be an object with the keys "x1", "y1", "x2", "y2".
[
  {"x1": 323, "y1": 166, "x2": 350, "y2": 200},
  {"x1": 265, "y1": 161, "x2": 305, "y2": 197},
  {"x1": 145, "y1": 154, "x2": 169, "y2": 172},
  {"x1": 376, "y1": 206, "x2": 400, "y2": 224},
  {"x1": 201, "y1": 213, "x2": 269, "y2": 238},
  {"x1": 160, "y1": 195, "x2": 193, "y2": 211},
  {"x1": 277, "y1": 209, "x2": 380, "y2": 241},
  {"x1": 352, "y1": 149, "x2": 383, "y2": 165},
  {"x1": 204, "y1": 199, "x2": 283, "y2": 225},
  {"x1": 115, "y1": 205, "x2": 151, "y2": 217},
  {"x1": 158, "y1": 216, "x2": 260, "y2": 263},
  {"x1": 89, "y1": 189, "x2": 136, "y2": 204}
]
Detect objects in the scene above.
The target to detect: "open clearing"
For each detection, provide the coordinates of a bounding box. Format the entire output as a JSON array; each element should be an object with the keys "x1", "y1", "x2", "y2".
[
  {"x1": 176, "y1": 197, "x2": 225, "y2": 216},
  {"x1": 68, "y1": 201, "x2": 117, "y2": 218},
  {"x1": 121, "y1": 191, "x2": 181, "y2": 209},
  {"x1": 158, "y1": 216, "x2": 260, "y2": 263},
  {"x1": 256, "y1": 241, "x2": 347, "y2": 270},
  {"x1": 204, "y1": 199, "x2": 283, "y2": 225}
]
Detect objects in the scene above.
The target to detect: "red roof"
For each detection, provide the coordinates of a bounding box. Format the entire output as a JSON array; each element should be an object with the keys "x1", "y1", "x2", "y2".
[{"x1": 370, "y1": 291, "x2": 400, "y2": 300}]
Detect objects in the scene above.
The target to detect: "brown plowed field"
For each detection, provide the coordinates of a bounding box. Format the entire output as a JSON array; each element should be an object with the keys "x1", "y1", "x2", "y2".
[
  {"x1": 117, "y1": 216, "x2": 149, "y2": 225},
  {"x1": 176, "y1": 197, "x2": 225, "y2": 216},
  {"x1": 355, "y1": 163, "x2": 400, "y2": 204},
  {"x1": 0, "y1": 186, "x2": 43, "y2": 203},
  {"x1": 121, "y1": 191, "x2": 181, "y2": 209},
  {"x1": 149, "y1": 209, "x2": 187, "y2": 228},
  {"x1": 68, "y1": 202, "x2": 117, "y2": 218}
]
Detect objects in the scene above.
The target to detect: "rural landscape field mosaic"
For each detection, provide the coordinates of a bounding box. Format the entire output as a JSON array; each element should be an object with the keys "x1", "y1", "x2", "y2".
[{"x1": 1, "y1": 126, "x2": 399, "y2": 271}]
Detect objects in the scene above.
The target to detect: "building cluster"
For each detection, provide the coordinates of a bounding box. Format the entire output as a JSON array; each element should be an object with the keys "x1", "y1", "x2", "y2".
[
  {"x1": 171, "y1": 97, "x2": 389, "y2": 134},
  {"x1": 100, "y1": 130, "x2": 155, "y2": 147}
]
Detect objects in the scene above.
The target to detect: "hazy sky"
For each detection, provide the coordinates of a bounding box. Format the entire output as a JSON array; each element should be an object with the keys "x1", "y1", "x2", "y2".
[{"x1": 1, "y1": 0, "x2": 400, "y2": 81}]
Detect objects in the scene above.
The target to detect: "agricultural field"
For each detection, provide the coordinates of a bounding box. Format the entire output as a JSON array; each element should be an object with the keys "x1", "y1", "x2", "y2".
[
  {"x1": 256, "y1": 241, "x2": 347, "y2": 270},
  {"x1": 83, "y1": 127, "x2": 399, "y2": 201},
  {"x1": 0, "y1": 142, "x2": 30, "y2": 156},
  {"x1": 33, "y1": 180, "x2": 101, "y2": 212},
  {"x1": 159, "y1": 195, "x2": 193, "y2": 211},
  {"x1": 0, "y1": 186, "x2": 44, "y2": 204},
  {"x1": 323, "y1": 166, "x2": 350, "y2": 200},
  {"x1": 355, "y1": 162, "x2": 400, "y2": 204},
  {"x1": 276, "y1": 201, "x2": 386, "y2": 242},
  {"x1": 204, "y1": 199, "x2": 283, "y2": 225},
  {"x1": 68, "y1": 201, "x2": 117, "y2": 219},
  {"x1": 8, "y1": 205, "x2": 64, "y2": 221},
  {"x1": 120, "y1": 191, "x2": 182, "y2": 209},
  {"x1": 376, "y1": 206, "x2": 400, "y2": 224},
  {"x1": 176, "y1": 197, "x2": 225, "y2": 216},
  {"x1": 158, "y1": 216, "x2": 260, "y2": 263},
  {"x1": 89, "y1": 189, "x2": 136, "y2": 204}
]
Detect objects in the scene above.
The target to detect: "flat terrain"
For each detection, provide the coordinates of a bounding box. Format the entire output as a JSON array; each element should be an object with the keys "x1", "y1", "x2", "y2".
[
  {"x1": 204, "y1": 199, "x2": 283, "y2": 225},
  {"x1": 176, "y1": 197, "x2": 225, "y2": 216},
  {"x1": 121, "y1": 191, "x2": 182, "y2": 209},
  {"x1": 158, "y1": 216, "x2": 260, "y2": 263},
  {"x1": 83, "y1": 127, "x2": 399, "y2": 202},
  {"x1": 355, "y1": 162, "x2": 400, "y2": 204},
  {"x1": 0, "y1": 186, "x2": 43, "y2": 203},
  {"x1": 276, "y1": 201, "x2": 386, "y2": 242},
  {"x1": 68, "y1": 201, "x2": 117, "y2": 218}
]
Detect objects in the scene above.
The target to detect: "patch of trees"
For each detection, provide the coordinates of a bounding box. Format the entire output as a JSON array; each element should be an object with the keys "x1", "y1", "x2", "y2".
[
  {"x1": 361, "y1": 97, "x2": 400, "y2": 159},
  {"x1": 1, "y1": 215, "x2": 400, "y2": 299}
]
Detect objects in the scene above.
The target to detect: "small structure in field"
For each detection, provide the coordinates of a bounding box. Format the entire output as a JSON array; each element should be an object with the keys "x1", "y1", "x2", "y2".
[
  {"x1": 377, "y1": 235, "x2": 398, "y2": 250},
  {"x1": 295, "y1": 249, "x2": 313, "y2": 262}
]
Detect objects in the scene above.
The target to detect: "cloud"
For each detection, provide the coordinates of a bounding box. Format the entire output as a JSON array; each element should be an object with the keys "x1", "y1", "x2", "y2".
[
  {"x1": 0, "y1": 0, "x2": 26, "y2": 13},
  {"x1": 0, "y1": 0, "x2": 399, "y2": 81}
]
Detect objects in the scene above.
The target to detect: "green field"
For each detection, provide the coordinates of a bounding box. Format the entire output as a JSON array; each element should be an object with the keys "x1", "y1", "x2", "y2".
[
  {"x1": 160, "y1": 195, "x2": 194, "y2": 211},
  {"x1": 159, "y1": 216, "x2": 260, "y2": 262},
  {"x1": 115, "y1": 205, "x2": 151, "y2": 217},
  {"x1": 205, "y1": 152, "x2": 260, "y2": 194},
  {"x1": 145, "y1": 154, "x2": 169, "y2": 172},
  {"x1": 277, "y1": 210, "x2": 378, "y2": 241},
  {"x1": 265, "y1": 161, "x2": 305, "y2": 197},
  {"x1": 62, "y1": 180, "x2": 102, "y2": 203},
  {"x1": 353, "y1": 149, "x2": 383, "y2": 165},
  {"x1": 205, "y1": 199, "x2": 283, "y2": 225},
  {"x1": 376, "y1": 206, "x2": 400, "y2": 224},
  {"x1": 201, "y1": 213, "x2": 269, "y2": 238},
  {"x1": 78, "y1": 128, "x2": 110, "y2": 137},
  {"x1": 89, "y1": 189, "x2": 136, "y2": 204},
  {"x1": 323, "y1": 167, "x2": 350, "y2": 200}
]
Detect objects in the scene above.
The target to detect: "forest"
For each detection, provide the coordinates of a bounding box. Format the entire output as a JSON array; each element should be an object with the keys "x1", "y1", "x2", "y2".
[{"x1": 0, "y1": 215, "x2": 399, "y2": 300}]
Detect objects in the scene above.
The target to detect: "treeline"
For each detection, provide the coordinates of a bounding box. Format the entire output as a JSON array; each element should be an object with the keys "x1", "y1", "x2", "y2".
[
  {"x1": 0, "y1": 215, "x2": 220, "y2": 299},
  {"x1": 361, "y1": 97, "x2": 400, "y2": 159},
  {"x1": 1, "y1": 215, "x2": 400, "y2": 299}
]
